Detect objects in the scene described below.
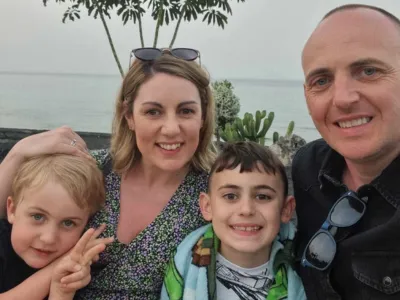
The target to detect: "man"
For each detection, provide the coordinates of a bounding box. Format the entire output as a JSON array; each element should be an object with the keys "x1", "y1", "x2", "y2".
[{"x1": 292, "y1": 4, "x2": 400, "y2": 300}]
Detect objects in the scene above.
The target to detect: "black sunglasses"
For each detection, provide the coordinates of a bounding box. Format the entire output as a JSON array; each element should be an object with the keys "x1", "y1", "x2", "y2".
[
  {"x1": 129, "y1": 47, "x2": 201, "y2": 67},
  {"x1": 301, "y1": 191, "x2": 366, "y2": 271}
]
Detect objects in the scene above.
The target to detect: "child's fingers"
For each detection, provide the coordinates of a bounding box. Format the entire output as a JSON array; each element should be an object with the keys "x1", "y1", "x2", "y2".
[
  {"x1": 91, "y1": 223, "x2": 106, "y2": 240},
  {"x1": 85, "y1": 236, "x2": 114, "y2": 253},
  {"x1": 53, "y1": 258, "x2": 82, "y2": 279},
  {"x1": 92, "y1": 254, "x2": 100, "y2": 262},
  {"x1": 62, "y1": 273, "x2": 91, "y2": 291},
  {"x1": 60, "y1": 266, "x2": 89, "y2": 285},
  {"x1": 70, "y1": 228, "x2": 95, "y2": 261},
  {"x1": 81, "y1": 243, "x2": 106, "y2": 266}
]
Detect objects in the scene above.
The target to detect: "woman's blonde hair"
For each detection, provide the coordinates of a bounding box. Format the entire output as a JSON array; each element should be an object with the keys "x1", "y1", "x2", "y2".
[{"x1": 110, "y1": 54, "x2": 216, "y2": 174}]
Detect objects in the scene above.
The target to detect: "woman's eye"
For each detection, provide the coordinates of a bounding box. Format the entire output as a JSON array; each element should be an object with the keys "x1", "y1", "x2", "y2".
[
  {"x1": 180, "y1": 108, "x2": 194, "y2": 115},
  {"x1": 146, "y1": 109, "x2": 160, "y2": 116}
]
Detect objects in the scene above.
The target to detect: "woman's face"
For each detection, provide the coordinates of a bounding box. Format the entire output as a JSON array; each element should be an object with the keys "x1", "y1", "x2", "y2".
[{"x1": 126, "y1": 72, "x2": 203, "y2": 172}]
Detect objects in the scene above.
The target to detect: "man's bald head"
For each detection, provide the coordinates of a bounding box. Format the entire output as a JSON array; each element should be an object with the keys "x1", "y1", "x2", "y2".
[
  {"x1": 302, "y1": 5, "x2": 400, "y2": 67},
  {"x1": 322, "y1": 4, "x2": 400, "y2": 29}
]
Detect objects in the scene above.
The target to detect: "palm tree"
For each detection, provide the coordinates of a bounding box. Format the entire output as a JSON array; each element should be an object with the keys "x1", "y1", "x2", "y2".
[
  {"x1": 43, "y1": 0, "x2": 125, "y2": 77},
  {"x1": 145, "y1": 0, "x2": 180, "y2": 47},
  {"x1": 117, "y1": 0, "x2": 146, "y2": 47},
  {"x1": 42, "y1": 0, "x2": 247, "y2": 75},
  {"x1": 169, "y1": 0, "x2": 246, "y2": 48}
]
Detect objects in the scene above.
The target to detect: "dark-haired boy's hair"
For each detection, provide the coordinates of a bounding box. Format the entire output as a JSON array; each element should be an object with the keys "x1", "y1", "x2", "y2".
[
  {"x1": 209, "y1": 141, "x2": 288, "y2": 197},
  {"x1": 322, "y1": 4, "x2": 400, "y2": 28}
]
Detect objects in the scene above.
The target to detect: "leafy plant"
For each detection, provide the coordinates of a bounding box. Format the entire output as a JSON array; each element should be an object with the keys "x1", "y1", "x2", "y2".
[{"x1": 213, "y1": 79, "x2": 240, "y2": 142}]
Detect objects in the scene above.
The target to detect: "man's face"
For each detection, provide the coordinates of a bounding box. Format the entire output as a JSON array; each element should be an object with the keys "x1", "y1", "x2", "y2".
[{"x1": 302, "y1": 8, "x2": 400, "y2": 162}]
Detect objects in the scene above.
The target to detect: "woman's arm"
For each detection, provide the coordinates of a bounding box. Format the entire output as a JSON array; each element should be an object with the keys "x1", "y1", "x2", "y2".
[{"x1": 0, "y1": 127, "x2": 90, "y2": 217}]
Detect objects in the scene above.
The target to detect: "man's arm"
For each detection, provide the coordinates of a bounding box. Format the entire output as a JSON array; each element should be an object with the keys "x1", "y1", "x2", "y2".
[{"x1": 0, "y1": 263, "x2": 53, "y2": 300}]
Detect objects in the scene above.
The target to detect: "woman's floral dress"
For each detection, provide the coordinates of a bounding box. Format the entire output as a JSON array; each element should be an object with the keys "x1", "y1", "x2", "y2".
[{"x1": 75, "y1": 149, "x2": 208, "y2": 300}]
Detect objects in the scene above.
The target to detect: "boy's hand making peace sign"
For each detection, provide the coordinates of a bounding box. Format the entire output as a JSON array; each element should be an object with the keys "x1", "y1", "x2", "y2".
[{"x1": 48, "y1": 225, "x2": 114, "y2": 300}]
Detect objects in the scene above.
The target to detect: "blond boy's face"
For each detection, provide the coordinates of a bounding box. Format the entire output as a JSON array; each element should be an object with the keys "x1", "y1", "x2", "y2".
[
  {"x1": 200, "y1": 165, "x2": 294, "y2": 268},
  {"x1": 7, "y1": 181, "x2": 89, "y2": 269}
]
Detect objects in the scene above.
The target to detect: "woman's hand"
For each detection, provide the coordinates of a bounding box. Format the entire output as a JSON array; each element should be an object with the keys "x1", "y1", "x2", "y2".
[
  {"x1": 10, "y1": 126, "x2": 92, "y2": 161},
  {"x1": 0, "y1": 126, "x2": 94, "y2": 217}
]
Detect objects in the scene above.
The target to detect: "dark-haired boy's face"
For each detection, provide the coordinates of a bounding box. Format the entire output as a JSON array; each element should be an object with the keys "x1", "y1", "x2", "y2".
[{"x1": 200, "y1": 165, "x2": 294, "y2": 268}]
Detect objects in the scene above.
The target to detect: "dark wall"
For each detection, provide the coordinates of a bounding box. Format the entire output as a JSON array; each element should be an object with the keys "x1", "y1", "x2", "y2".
[
  {"x1": 0, "y1": 127, "x2": 295, "y2": 195},
  {"x1": 0, "y1": 128, "x2": 111, "y2": 162}
]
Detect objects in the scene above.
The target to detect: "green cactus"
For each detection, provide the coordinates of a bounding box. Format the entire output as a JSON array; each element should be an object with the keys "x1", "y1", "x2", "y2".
[
  {"x1": 220, "y1": 110, "x2": 276, "y2": 145},
  {"x1": 273, "y1": 132, "x2": 279, "y2": 144},
  {"x1": 220, "y1": 123, "x2": 240, "y2": 142},
  {"x1": 286, "y1": 121, "x2": 295, "y2": 137},
  {"x1": 218, "y1": 110, "x2": 298, "y2": 147}
]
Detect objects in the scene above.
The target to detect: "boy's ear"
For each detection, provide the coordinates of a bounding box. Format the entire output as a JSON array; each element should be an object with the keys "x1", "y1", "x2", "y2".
[
  {"x1": 199, "y1": 192, "x2": 212, "y2": 222},
  {"x1": 7, "y1": 197, "x2": 16, "y2": 224},
  {"x1": 281, "y1": 195, "x2": 296, "y2": 223}
]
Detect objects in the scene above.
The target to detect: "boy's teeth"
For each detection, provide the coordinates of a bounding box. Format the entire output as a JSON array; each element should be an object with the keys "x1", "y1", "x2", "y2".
[
  {"x1": 159, "y1": 143, "x2": 181, "y2": 150},
  {"x1": 337, "y1": 117, "x2": 371, "y2": 128},
  {"x1": 232, "y1": 226, "x2": 261, "y2": 232}
]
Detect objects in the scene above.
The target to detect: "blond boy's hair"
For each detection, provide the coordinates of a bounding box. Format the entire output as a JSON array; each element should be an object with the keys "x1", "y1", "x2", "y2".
[{"x1": 11, "y1": 154, "x2": 105, "y2": 215}]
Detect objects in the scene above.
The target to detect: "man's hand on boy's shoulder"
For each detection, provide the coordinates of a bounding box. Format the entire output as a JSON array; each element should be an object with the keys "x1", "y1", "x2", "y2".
[{"x1": 48, "y1": 225, "x2": 114, "y2": 300}]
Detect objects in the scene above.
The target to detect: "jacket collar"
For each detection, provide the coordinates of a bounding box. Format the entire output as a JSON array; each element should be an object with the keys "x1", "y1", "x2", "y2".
[{"x1": 317, "y1": 146, "x2": 400, "y2": 208}]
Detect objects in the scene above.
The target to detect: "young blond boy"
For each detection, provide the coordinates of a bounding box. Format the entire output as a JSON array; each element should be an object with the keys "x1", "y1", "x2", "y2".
[
  {"x1": 161, "y1": 141, "x2": 306, "y2": 300},
  {"x1": 0, "y1": 154, "x2": 113, "y2": 299}
]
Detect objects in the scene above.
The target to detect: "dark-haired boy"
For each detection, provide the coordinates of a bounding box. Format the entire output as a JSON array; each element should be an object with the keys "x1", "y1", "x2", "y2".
[{"x1": 161, "y1": 141, "x2": 305, "y2": 300}]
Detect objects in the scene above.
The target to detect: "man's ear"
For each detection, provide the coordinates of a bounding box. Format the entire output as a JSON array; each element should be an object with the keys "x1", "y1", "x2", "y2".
[
  {"x1": 199, "y1": 192, "x2": 212, "y2": 222},
  {"x1": 7, "y1": 197, "x2": 16, "y2": 224},
  {"x1": 281, "y1": 195, "x2": 296, "y2": 223}
]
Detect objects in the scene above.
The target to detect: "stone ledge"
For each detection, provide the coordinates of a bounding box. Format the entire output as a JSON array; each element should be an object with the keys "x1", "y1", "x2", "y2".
[{"x1": 0, "y1": 127, "x2": 111, "y2": 162}]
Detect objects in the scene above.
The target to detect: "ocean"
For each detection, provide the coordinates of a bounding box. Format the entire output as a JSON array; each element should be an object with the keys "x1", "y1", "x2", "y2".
[{"x1": 0, "y1": 72, "x2": 320, "y2": 142}]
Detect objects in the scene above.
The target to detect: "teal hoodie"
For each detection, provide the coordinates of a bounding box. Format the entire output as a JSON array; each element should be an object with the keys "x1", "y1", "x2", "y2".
[{"x1": 160, "y1": 221, "x2": 306, "y2": 300}]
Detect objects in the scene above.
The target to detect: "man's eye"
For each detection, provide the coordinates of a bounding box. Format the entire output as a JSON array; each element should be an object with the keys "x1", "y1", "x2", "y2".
[
  {"x1": 316, "y1": 78, "x2": 328, "y2": 86},
  {"x1": 363, "y1": 67, "x2": 376, "y2": 76}
]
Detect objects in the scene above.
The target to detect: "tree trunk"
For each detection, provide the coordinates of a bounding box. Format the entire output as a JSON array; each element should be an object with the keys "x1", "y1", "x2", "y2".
[
  {"x1": 153, "y1": 8, "x2": 163, "y2": 47},
  {"x1": 98, "y1": 7, "x2": 124, "y2": 77},
  {"x1": 169, "y1": 6, "x2": 185, "y2": 48},
  {"x1": 138, "y1": 15, "x2": 144, "y2": 47}
]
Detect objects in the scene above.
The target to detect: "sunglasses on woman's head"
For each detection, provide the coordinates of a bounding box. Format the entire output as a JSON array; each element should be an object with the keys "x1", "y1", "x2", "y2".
[{"x1": 129, "y1": 47, "x2": 201, "y2": 67}]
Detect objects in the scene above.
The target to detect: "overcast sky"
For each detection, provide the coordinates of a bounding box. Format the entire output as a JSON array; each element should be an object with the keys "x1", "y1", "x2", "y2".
[{"x1": 1, "y1": 1, "x2": 400, "y2": 80}]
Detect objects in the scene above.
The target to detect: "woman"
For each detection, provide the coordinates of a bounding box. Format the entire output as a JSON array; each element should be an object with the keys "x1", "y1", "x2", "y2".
[{"x1": 0, "y1": 48, "x2": 216, "y2": 299}]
